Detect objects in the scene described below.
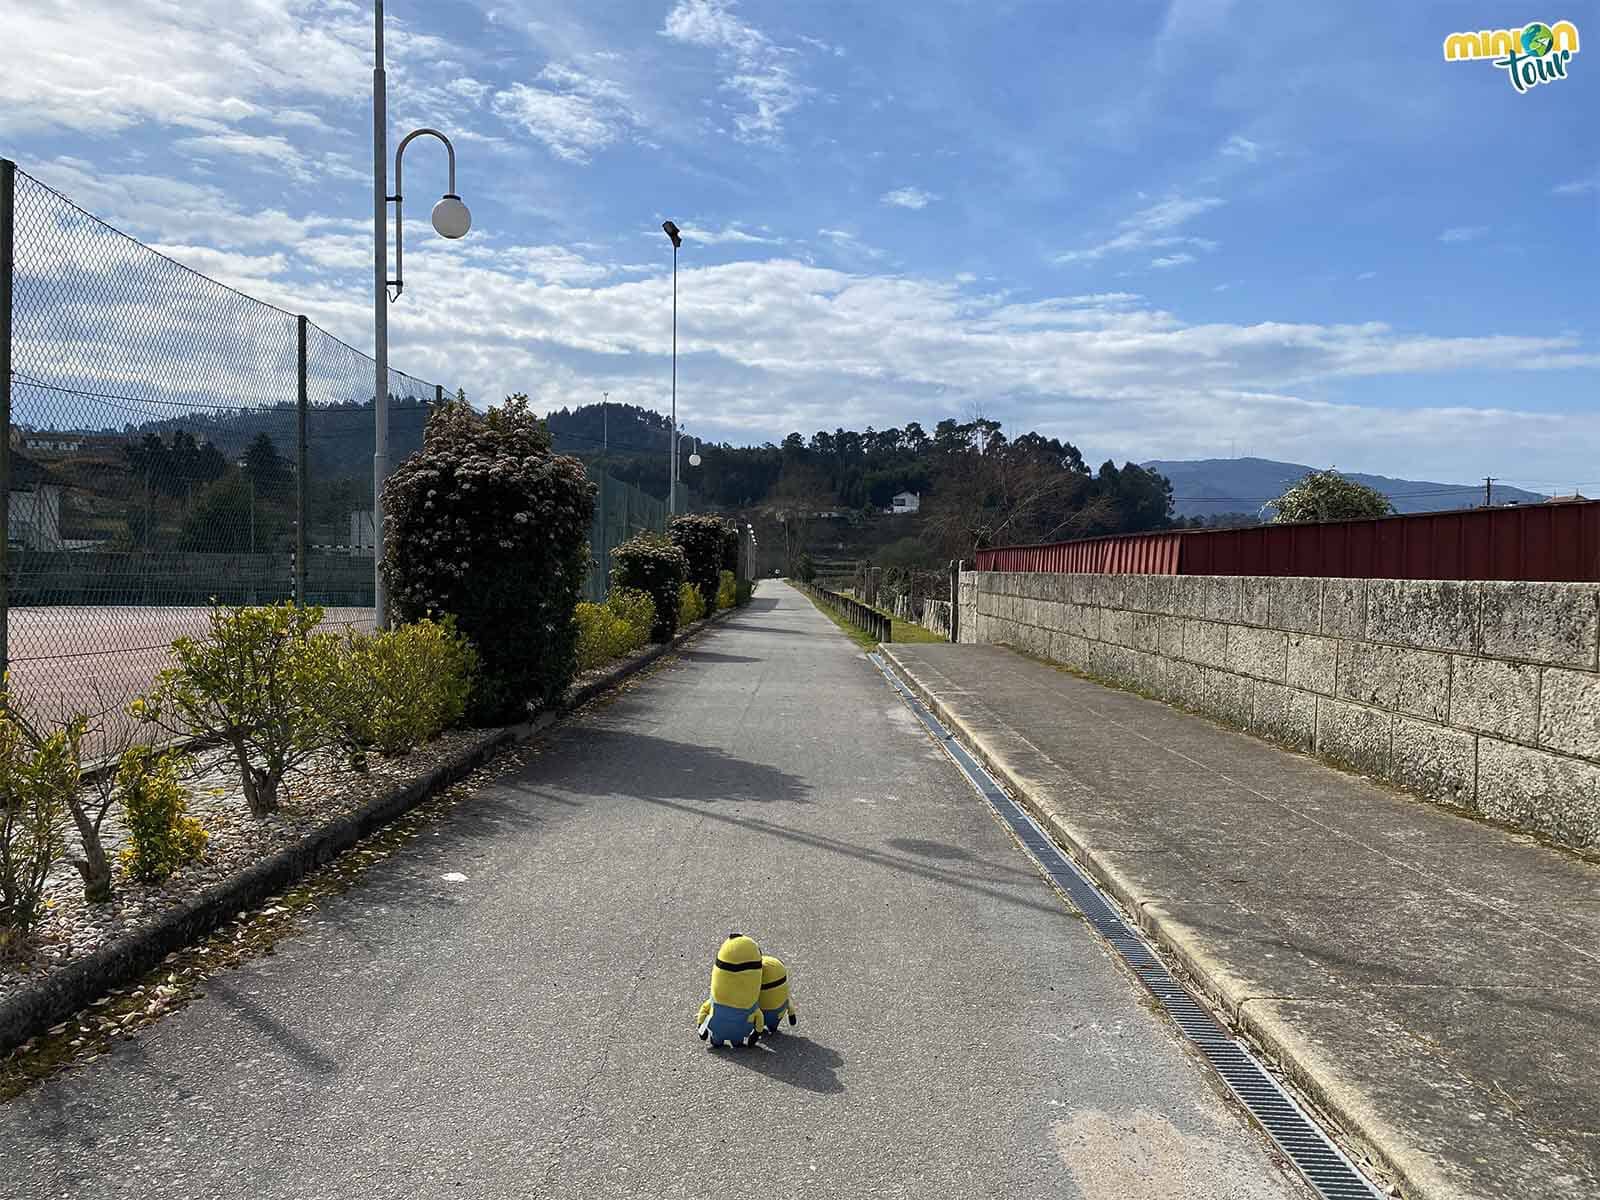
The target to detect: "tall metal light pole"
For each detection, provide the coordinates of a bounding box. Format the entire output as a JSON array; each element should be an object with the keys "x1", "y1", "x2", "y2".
[
  {"x1": 662, "y1": 220, "x2": 681, "y2": 515},
  {"x1": 373, "y1": 0, "x2": 471, "y2": 629}
]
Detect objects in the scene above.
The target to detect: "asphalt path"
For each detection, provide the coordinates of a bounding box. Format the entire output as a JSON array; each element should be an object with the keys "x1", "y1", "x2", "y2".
[{"x1": 1, "y1": 585, "x2": 1308, "y2": 1199}]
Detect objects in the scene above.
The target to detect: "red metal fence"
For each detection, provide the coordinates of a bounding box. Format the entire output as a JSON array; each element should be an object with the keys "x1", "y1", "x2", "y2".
[{"x1": 975, "y1": 500, "x2": 1600, "y2": 582}]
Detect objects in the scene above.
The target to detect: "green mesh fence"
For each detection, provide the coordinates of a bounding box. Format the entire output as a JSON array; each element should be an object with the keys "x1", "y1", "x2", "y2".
[{"x1": 585, "y1": 468, "x2": 667, "y2": 602}]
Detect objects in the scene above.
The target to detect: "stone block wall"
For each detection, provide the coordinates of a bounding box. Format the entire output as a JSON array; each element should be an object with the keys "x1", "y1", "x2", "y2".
[{"x1": 957, "y1": 571, "x2": 1600, "y2": 848}]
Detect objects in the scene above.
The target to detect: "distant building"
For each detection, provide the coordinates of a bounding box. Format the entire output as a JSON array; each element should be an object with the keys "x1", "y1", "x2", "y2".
[
  {"x1": 885, "y1": 490, "x2": 921, "y2": 515},
  {"x1": 1546, "y1": 492, "x2": 1589, "y2": 504},
  {"x1": 8, "y1": 485, "x2": 63, "y2": 550}
]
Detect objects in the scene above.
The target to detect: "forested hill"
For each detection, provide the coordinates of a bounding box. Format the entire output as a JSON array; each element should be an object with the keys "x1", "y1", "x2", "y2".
[{"x1": 546, "y1": 403, "x2": 1183, "y2": 559}]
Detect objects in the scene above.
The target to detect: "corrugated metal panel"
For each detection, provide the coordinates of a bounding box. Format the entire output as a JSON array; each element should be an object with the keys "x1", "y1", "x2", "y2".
[{"x1": 975, "y1": 501, "x2": 1600, "y2": 581}]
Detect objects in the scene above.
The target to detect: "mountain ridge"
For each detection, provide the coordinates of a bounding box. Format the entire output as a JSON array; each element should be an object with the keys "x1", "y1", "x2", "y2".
[{"x1": 1142, "y1": 457, "x2": 1549, "y2": 518}]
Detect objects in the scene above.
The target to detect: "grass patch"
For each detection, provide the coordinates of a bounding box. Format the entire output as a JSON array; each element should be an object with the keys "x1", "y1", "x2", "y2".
[
  {"x1": 798, "y1": 589, "x2": 879, "y2": 652},
  {"x1": 889, "y1": 618, "x2": 945, "y2": 644}
]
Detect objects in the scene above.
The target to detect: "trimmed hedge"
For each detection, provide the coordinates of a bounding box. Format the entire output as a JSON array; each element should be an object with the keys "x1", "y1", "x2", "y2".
[
  {"x1": 382, "y1": 395, "x2": 595, "y2": 723},
  {"x1": 668, "y1": 514, "x2": 731, "y2": 608},
  {"x1": 611, "y1": 531, "x2": 688, "y2": 642}
]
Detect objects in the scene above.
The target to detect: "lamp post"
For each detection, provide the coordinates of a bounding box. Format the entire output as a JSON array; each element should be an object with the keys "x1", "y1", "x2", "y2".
[
  {"x1": 374, "y1": 0, "x2": 471, "y2": 629},
  {"x1": 662, "y1": 220, "x2": 681, "y2": 514}
]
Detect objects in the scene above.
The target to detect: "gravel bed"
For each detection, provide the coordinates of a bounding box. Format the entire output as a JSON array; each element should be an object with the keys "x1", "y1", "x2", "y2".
[{"x1": 0, "y1": 728, "x2": 494, "y2": 1007}]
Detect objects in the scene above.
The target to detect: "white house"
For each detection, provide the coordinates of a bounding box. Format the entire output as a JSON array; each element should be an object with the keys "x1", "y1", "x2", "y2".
[{"x1": 885, "y1": 490, "x2": 921, "y2": 515}]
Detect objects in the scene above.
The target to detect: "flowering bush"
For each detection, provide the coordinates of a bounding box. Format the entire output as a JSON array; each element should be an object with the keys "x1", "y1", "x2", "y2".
[
  {"x1": 382, "y1": 395, "x2": 595, "y2": 723},
  {"x1": 715, "y1": 570, "x2": 738, "y2": 610},
  {"x1": 668, "y1": 514, "x2": 733, "y2": 610},
  {"x1": 610, "y1": 531, "x2": 688, "y2": 642},
  {"x1": 606, "y1": 587, "x2": 656, "y2": 641}
]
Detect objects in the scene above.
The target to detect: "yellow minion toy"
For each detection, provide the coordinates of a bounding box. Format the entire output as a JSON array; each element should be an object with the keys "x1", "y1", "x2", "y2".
[
  {"x1": 696, "y1": 933, "x2": 766, "y2": 1048},
  {"x1": 757, "y1": 955, "x2": 797, "y2": 1037}
]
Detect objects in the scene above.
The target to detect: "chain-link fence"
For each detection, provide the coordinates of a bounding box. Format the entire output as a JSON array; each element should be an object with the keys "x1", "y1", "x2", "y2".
[
  {"x1": 1, "y1": 159, "x2": 452, "y2": 742},
  {"x1": 584, "y1": 469, "x2": 667, "y2": 602}
]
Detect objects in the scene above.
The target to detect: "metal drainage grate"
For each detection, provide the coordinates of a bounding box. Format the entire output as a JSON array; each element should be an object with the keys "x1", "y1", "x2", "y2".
[{"x1": 870, "y1": 654, "x2": 1383, "y2": 1200}]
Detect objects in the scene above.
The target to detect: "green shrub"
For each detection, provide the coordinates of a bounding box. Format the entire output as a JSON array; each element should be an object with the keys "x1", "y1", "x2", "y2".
[
  {"x1": 678, "y1": 581, "x2": 706, "y2": 625},
  {"x1": 0, "y1": 704, "x2": 80, "y2": 953},
  {"x1": 795, "y1": 553, "x2": 818, "y2": 583},
  {"x1": 610, "y1": 531, "x2": 688, "y2": 642},
  {"x1": 735, "y1": 579, "x2": 755, "y2": 606},
  {"x1": 134, "y1": 603, "x2": 334, "y2": 817},
  {"x1": 382, "y1": 395, "x2": 595, "y2": 724},
  {"x1": 720, "y1": 524, "x2": 741, "y2": 575},
  {"x1": 117, "y1": 747, "x2": 206, "y2": 884},
  {"x1": 715, "y1": 570, "x2": 737, "y2": 610},
  {"x1": 668, "y1": 515, "x2": 732, "y2": 606},
  {"x1": 606, "y1": 587, "x2": 656, "y2": 645},
  {"x1": 322, "y1": 618, "x2": 479, "y2": 768},
  {"x1": 575, "y1": 603, "x2": 629, "y2": 673}
]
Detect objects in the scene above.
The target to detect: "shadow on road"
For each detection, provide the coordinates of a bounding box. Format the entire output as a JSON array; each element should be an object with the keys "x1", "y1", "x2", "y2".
[
  {"x1": 710, "y1": 1034, "x2": 844, "y2": 1094},
  {"x1": 634, "y1": 794, "x2": 1058, "y2": 917},
  {"x1": 517, "y1": 730, "x2": 812, "y2": 806},
  {"x1": 206, "y1": 977, "x2": 340, "y2": 1075},
  {"x1": 677, "y1": 649, "x2": 764, "y2": 665},
  {"x1": 885, "y1": 837, "x2": 974, "y2": 861}
]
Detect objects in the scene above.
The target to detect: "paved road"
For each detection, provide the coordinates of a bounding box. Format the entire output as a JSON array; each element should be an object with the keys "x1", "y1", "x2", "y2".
[{"x1": 1, "y1": 585, "x2": 1307, "y2": 1200}]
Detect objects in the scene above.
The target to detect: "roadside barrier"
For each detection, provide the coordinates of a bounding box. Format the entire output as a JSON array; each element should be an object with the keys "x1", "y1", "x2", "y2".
[{"x1": 797, "y1": 582, "x2": 891, "y2": 643}]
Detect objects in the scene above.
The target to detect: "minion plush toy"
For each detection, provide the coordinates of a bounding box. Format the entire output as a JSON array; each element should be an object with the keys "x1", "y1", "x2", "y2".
[
  {"x1": 697, "y1": 933, "x2": 766, "y2": 1048},
  {"x1": 758, "y1": 955, "x2": 797, "y2": 1037}
]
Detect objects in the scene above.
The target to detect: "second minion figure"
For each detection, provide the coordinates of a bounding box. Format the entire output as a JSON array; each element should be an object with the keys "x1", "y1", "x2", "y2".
[
  {"x1": 757, "y1": 954, "x2": 798, "y2": 1037},
  {"x1": 697, "y1": 933, "x2": 766, "y2": 1048}
]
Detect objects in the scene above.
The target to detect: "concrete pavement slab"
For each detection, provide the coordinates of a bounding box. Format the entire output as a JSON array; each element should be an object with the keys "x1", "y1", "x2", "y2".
[{"x1": 882, "y1": 640, "x2": 1600, "y2": 1200}]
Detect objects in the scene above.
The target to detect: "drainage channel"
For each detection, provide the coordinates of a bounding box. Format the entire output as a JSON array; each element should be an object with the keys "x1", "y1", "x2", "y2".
[{"x1": 869, "y1": 653, "x2": 1383, "y2": 1200}]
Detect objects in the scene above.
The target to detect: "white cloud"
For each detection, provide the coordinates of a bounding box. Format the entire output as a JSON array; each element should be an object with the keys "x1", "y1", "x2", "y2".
[
  {"x1": 1439, "y1": 225, "x2": 1489, "y2": 243},
  {"x1": 881, "y1": 187, "x2": 936, "y2": 210},
  {"x1": 1553, "y1": 171, "x2": 1598, "y2": 196},
  {"x1": 176, "y1": 132, "x2": 310, "y2": 176},
  {"x1": 1356, "y1": 270, "x2": 1378, "y2": 280},
  {"x1": 661, "y1": 0, "x2": 812, "y2": 142},
  {"x1": 1150, "y1": 253, "x2": 1196, "y2": 269},
  {"x1": 0, "y1": 0, "x2": 395, "y2": 136},
  {"x1": 678, "y1": 224, "x2": 784, "y2": 246},
  {"x1": 1054, "y1": 195, "x2": 1224, "y2": 264},
  {"x1": 1220, "y1": 134, "x2": 1261, "y2": 162},
  {"x1": 490, "y1": 65, "x2": 635, "y2": 163}
]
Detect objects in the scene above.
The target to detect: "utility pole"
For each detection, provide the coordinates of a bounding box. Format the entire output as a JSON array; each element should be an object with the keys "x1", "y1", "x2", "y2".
[
  {"x1": 1485, "y1": 477, "x2": 1494, "y2": 507},
  {"x1": 602, "y1": 392, "x2": 608, "y2": 455}
]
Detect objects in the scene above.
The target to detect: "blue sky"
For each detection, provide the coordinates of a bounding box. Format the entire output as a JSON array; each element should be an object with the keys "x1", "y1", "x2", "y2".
[{"x1": 4, "y1": 1, "x2": 1597, "y2": 488}]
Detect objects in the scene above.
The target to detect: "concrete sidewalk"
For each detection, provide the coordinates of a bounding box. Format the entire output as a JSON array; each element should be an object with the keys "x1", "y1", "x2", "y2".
[{"x1": 882, "y1": 642, "x2": 1600, "y2": 1200}]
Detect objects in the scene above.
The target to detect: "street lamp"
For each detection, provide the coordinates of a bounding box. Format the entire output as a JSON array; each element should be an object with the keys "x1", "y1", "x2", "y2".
[
  {"x1": 662, "y1": 219, "x2": 681, "y2": 514},
  {"x1": 374, "y1": 0, "x2": 471, "y2": 630}
]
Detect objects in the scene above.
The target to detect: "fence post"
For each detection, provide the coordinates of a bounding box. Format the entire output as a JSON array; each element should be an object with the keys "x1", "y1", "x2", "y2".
[
  {"x1": 295, "y1": 315, "x2": 308, "y2": 608},
  {"x1": 0, "y1": 160, "x2": 14, "y2": 680},
  {"x1": 948, "y1": 559, "x2": 960, "y2": 643}
]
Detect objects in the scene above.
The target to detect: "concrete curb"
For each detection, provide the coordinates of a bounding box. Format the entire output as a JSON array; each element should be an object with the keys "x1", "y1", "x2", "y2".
[
  {"x1": 879, "y1": 644, "x2": 1423, "y2": 1200},
  {"x1": 0, "y1": 606, "x2": 738, "y2": 1057}
]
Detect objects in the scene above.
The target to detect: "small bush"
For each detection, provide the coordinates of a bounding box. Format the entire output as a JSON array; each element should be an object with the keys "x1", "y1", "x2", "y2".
[
  {"x1": 117, "y1": 747, "x2": 206, "y2": 884},
  {"x1": 735, "y1": 578, "x2": 755, "y2": 606},
  {"x1": 715, "y1": 570, "x2": 737, "y2": 610},
  {"x1": 322, "y1": 618, "x2": 479, "y2": 768},
  {"x1": 678, "y1": 581, "x2": 706, "y2": 625},
  {"x1": 611, "y1": 532, "x2": 688, "y2": 642},
  {"x1": 607, "y1": 587, "x2": 656, "y2": 643},
  {"x1": 383, "y1": 395, "x2": 595, "y2": 724},
  {"x1": 135, "y1": 603, "x2": 334, "y2": 816},
  {"x1": 575, "y1": 603, "x2": 629, "y2": 673},
  {"x1": 669, "y1": 515, "x2": 732, "y2": 604},
  {"x1": 0, "y1": 704, "x2": 79, "y2": 953},
  {"x1": 720, "y1": 524, "x2": 741, "y2": 575},
  {"x1": 795, "y1": 553, "x2": 818, "y2": 583}
]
